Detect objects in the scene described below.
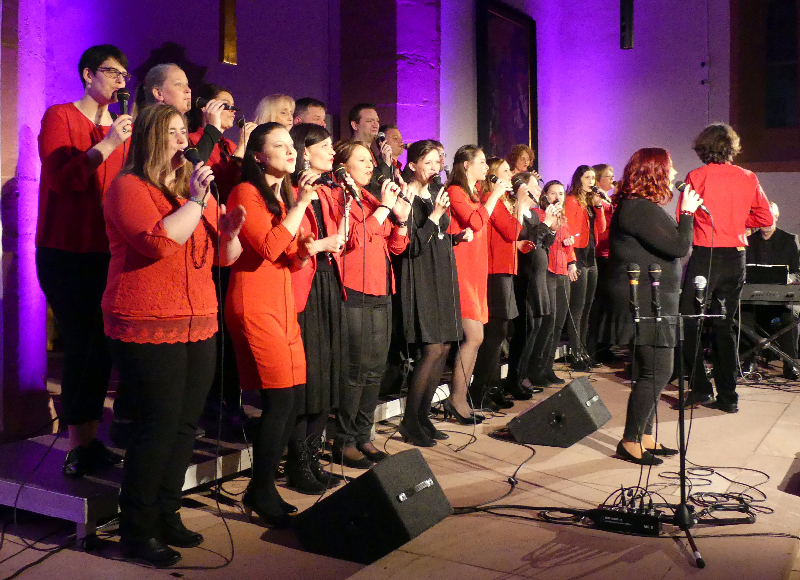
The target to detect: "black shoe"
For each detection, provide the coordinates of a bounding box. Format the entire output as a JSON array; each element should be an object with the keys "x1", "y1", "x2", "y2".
[
  {"x1": 242, "y1": 488, "x2": 292, "y2": 528},
  {"x1": 704, "y1": 399, "x2": 739, "y2": 413},
  {"x1": 615, "y1": 441, "x2": 663, "y2": 466},
  {"x1": 398, "y1": 422, "x2": 436, "y2": 447},
  {"x1": 285, "y1": 441, "x2": 327, "y2": 495},
  {"x1": 569, "y1": 359, "x2": 591, "y2": 372},
  {"x1": 647, "y1": 444, "x2": 679, "y2": 457},
  {"x1": 357, "y1": 442, "x2": 389, "y2": 462},
  {"x1": 419, "y1": 414, "x2": 449, "y2": 440},
  {"x1": 783, "y1": 366, "x2": 800, "y2": 380},
  {"x1": 503, "y1": 380, "x2": 534, "y2": 401},
  {"x1": 306, "y1": 437, "x2": 343, "y2": 487},
  {"x1": 62, "y1": 445, "x2": 92, "y2": 479},
  {"x1": 120, "y1": 537, "x2": 181, "y2": 568},
  {"x1": 331, "y1": 446, "x2": 374, "y2": 469},
  {"x1": 442, "y1": 399, "x2": 485, "y2": 425},
  {"x1": 544, "y1": 371, "x2": 566, "y2": 385},
  {"x1": 588, "y1": 357, "x2": 603, "y2": 368},
  {"x1": 526, "y1": 373, "x2": 551, "y2": 388},
  {"x1": 161, "y1": 516, "x2": 203, "y2": 548},
  {"x1": 87, "y1": 438, "x2": 123, "y2": 469},
  {"x1": 680, "y1": 392, "x2": 715, "y2": 409},
  {"x1": 488, "y1": 385, "x2": 514, "y2": 409}
]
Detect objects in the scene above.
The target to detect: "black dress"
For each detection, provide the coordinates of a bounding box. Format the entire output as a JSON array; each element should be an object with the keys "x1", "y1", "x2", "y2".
[
  {"x1": 400, "y1": 195, "x2": 463, "y2": 344},
  {"x1": 296, "y1": 199, "x2": 348, "y2": 413},
  {"x1": 597, "y1": 198, "x2": 694, "y2": 347},
  {"x1": 517, "y1": 209, "x2": 556, "y2": 316}
]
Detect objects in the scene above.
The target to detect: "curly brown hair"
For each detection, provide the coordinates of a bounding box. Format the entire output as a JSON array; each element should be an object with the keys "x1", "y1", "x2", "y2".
[
  {"x1": 692, "y1": 123, "x2": 741, "y2": 164},
  {"x1": 613, "y1": 148, "x2": 673, "y2": 207}
]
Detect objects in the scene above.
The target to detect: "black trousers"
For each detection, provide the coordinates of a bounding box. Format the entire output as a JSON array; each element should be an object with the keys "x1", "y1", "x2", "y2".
[
  {"x1": 587, "y1": 256, "x2": 612, "y2": 358},
  {"x1": 567, "y1": 264, "x2": 597, "y2": 356},
  {"x1": 544, "y1": 272, "x2": 571, "y2": 372},
  {"x1": 335, "y1": 302, "x2": 391, "y2": 448},
  {"x1": 623, "y1": 345, "x2": 673, "y2": 441},
  {"x1": 680, "y1": 247, "x2": 745, "y2": 404},
  {"x1": 110, "y1": 337, "x2": 216, "y2": 540},
  {"x1": 36, "y1": 247, "x2": 112, "y2": 426}
]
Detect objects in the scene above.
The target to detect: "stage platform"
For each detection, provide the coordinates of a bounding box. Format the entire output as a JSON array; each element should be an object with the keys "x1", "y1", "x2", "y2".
[{"x1": 2, "y1": 357, "x2": 800, "y2": 580}]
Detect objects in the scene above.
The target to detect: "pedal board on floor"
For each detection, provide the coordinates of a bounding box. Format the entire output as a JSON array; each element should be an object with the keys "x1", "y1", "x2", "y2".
[{"x1": 587, "y1": 506, "x2": 662, "y2": 536}]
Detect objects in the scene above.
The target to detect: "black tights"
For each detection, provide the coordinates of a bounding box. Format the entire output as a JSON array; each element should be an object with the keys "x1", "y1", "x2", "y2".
[
  {"x1": 291, "y1": 409, "x2": 330, "y2": 445},
  {"x1": 402, "y1": 343, "x2": 450, "y2": 433},
  {"x1": 250, "y1": 386, "x2": 302, "y2": 505},
  {"x1": 471, "y1": 317, "x2": 510, "y2": 400},
  {"x1": 623, "y1": 345, "x2": 673, "y2": 442}
]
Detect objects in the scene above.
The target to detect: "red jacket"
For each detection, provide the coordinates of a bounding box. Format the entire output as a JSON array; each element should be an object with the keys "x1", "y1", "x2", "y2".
[
  {"x1": 102, "y1": 174, "x2": 229, "y2": 343},
  {"x1": 548, "y1": 222, "x2": 577, "y2": 276},
  {"x1": 680, "y1": 163, "x2": 773, "y2": 247},
  {"x1": 564, "y1": 194, "x2": 608, "y2": 249},
  {"x1": 342, "y1": 189, "x2": 409, "y2": 296},
  {"x1": 481, "y1": 195, "x2": 522, "y2": 275},
  {"x1": 291, "y1": 185, "x2": 347, "y2": 311},
  {"x1": 188, "y1": 128, "x2": 240, "y2": 204},
  {"x1": 594, "y1": 200, "x2": 614, "y2": 258},
  {"x1": 37, "y1": 103, "x2": 127, "y2": 253}
]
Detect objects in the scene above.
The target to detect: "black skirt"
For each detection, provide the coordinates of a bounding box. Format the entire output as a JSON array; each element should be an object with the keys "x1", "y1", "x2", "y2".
[
  {"x1": 487, "y1": 273, "x2": 518, "y2": 320},
  {"x1": 297, "y1": 268, "x2": 348, "y2": 413},
  {"x1": 519, "y1": 248, "x2": 551, "y2": 316}
]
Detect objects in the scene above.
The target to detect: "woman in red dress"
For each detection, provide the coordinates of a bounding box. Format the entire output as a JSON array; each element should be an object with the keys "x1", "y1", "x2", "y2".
[
  {"x1": 444, "y1": 145, "x2": 509, "y2": 423},
  {"x1": 225, "y1": 122, "x2": 317, "y2": 526}
]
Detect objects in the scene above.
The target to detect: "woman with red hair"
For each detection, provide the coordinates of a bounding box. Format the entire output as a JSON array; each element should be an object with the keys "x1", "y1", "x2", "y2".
[{"x1": 596, "y1": 148, "x2": 702, "y2": 465}]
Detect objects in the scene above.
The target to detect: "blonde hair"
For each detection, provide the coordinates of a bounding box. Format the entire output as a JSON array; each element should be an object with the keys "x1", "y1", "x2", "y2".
[
  {"x1": 253, "y1": 94, "x2": 295, "y2": 125},
  {"x1": 484, "y1": 157, "x2": 515, "y2": 212}
]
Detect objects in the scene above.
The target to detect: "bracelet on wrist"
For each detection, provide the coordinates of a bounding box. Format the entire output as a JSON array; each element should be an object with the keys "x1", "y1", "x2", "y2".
[
  {"x1": 188, "y1": 197, "x2": 207, "y2": 210},
  {"x1": 679, "y1": 210, "x2": 694, "y2": 216},
  {"x1": 379, "y1": 204, "x2": 393, "y2": 212}
]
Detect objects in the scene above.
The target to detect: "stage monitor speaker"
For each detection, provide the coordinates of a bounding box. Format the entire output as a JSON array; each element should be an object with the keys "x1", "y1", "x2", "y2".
[
  {"x1": 507, "y1": 376, "x2": 611, "y2": 447},
  {"x1": 293, "y1": 448, "x2": 453, "y2": 564},
  {"x1": 621, "y1": 0, "x2": 634, "y2": 50}
]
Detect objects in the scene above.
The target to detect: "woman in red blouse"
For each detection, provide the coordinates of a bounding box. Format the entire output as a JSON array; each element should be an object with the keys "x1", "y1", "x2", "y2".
[
  {"x1": 103, "y1": 104, "x2": 245, "y2": 566},
  {"x1": 563, "y1": 165, "x2": 607, "y2": 371},
  {"x1": 444, "y1": 145, "x2": 508, "y2": 423},
  {"x1": 470, "y1": 157, "x2": 535, "y2": 408},
  {"x1": 36, "y1": 45, "x2": 132, "y2": 479},
  {"x1": 225, "y1": 123, "x2": 317, "y2": 526},
  {"x1": 332, "y1": 140, "x2": 411, "y2": 468}
]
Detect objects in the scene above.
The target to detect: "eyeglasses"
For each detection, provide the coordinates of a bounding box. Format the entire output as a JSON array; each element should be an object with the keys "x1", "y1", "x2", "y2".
[{"x1": 97, "y1": 67, "x2": 131, "y2": 82}]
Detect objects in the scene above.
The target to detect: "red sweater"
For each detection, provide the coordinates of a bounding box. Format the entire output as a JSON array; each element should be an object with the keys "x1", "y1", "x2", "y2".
[
  {"x1": 342, "y1": 189, "x2": 409, "y2": 296},
  {"x1": 102, "y1": 174, "x2": 230, "y2": 344},
  {"x1": 564, "y1": 194, "x2": 608, "y2": 249},
  {"x1": 680, "y1": 163, "x2": 773, "y2": 247},
  {"x1": 291, "y1": 185, "x2": 347, "y2": 311},
  {"x1": 481, "y1": 196, "x2": 522, "y2": 275},
  {"x1": 37, "y1": 103, "x2": 127, "y2": 253},
  {"x1": 548, "y1": 222, "x2": 577, "y2": 276},
  {"x1": 188, "y1": 128, "x2": 240, "y2": 203}
]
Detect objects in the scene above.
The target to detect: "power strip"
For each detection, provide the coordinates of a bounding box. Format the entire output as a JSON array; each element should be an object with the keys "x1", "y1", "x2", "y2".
[{"x1": 587, "y1": 507, "x2": 662, "y2": 537}]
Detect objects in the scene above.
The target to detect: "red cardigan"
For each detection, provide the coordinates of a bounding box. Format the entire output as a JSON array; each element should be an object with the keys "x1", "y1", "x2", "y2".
[
  {"x1": 102, "y1": 174, "x2": 229, "y2": 344},
  {"x1": 594, "y1": 201, "x2": 614, "y2": 258},
  {"x1": 564, "y1": 194, "x2": 608, "y2": 250},
  {"x1": 291, "y1": 185, "x2": 347, "y2": 311},
  {"x1": 342, "y1": 189, "x2": 408, "y2": 296},
  {"x1": 188, "y1": 128, "x2": 240, "y2": 203},
  {"x1": 481, "y1": 195, "x2": 522, "y2": 275},
  {"x1": 548, "y1": 222, "x2": 577, "y2": 276},
  {"x1": 680, "y1": 163, "x2": 773, "y2": 247},
  {"x1": 37, "y1": 103, "x2": 127, "y2": 254}
]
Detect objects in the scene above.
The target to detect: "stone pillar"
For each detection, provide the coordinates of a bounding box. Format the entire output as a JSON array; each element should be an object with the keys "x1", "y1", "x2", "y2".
[
  {"x1": 0, "y1": 0, "x2": 52, "y2": 442},
  {"x1": 340, "y1": 0, "x2": 440, "y2": 142}
]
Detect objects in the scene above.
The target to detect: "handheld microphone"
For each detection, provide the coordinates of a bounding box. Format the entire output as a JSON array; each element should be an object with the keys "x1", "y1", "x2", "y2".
[
  {"x1": 116, "y1": 88, "x2": 129, "y2": 116},
  {"x1": 627, "y1": 263, "x2": 641, "y2": 320},
  {"x1": 195, "y1": 97, "x2": 240, "y2": 112},
  {"x1": 376, "y1": 174, "x2": 410, "y2": 202},
  {"x1": 377, "y1": 131, "x2": 386, "y2": 145},
  {"x1": 648, "y1": 263, "x2": 662, "y2": 320},
  {"x1": 675, "y1": 181, "x2": 710, "y2": 215},
  {"x1": 429, "y1": 174, "x2": 443, "y2": 193},
  {"x1": 237, "y1": 118, "x2": 246, "y2": 129},
  {"x1": 313, "y1": 173, "x2": 340, "y2": 189},
  {"x1": 589, "y1": 185, "x2": 612, "y2": 203},
  {"x1": 694, "y1": 275, "x2": 707, "y2": 315},
  {"x1": 183, "y1": 147, "x2": 219, "y2": 200},
  {"x1": 612, "y1": 180, "x2": 619, "y2": 187},
  {"x1": 488, "y1": 174, "x2": 513, "y2": 195},
  {"x1": 333, "y1": 164, "x2": 363, "y2": 208},
  {"x1": 402, "y1": 143, "x2": 410, "y2": 150},
  {"x1": 510, "y1": 174, "x2": 536, "y2": 200}
]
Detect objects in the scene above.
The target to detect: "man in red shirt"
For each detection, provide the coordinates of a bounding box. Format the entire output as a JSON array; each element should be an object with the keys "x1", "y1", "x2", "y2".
[{"x1": 677, "y1": 124, "x2": 773, "y2": 413}]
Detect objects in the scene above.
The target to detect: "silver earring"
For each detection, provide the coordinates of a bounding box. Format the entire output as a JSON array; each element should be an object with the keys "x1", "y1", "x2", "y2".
[{"x1": 303, "y1": 158, "x2": 310, "y2": 171}]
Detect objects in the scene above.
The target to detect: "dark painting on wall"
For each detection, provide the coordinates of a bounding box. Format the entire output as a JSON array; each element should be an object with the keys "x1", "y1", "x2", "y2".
[{"x1": 476, "y1": 0, "x2": 537, "y2": 163}]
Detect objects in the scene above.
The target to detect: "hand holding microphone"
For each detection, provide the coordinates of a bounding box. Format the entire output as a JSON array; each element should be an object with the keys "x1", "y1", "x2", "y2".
[
  {"x1": 376, "y1": 132, "x2": 393, "y2": 166},
  {"x1": 676, "y1": 181, "x2": 708, "y2": 215},
  {"x1": 184, "y1": 147, "x2": 218, "y2": 201},
  {"x1": 333, "y1": 164, "x2": 363, "y2": 209}
]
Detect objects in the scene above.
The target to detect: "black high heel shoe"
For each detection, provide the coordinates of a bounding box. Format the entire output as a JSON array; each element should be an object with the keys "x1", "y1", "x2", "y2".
[
  {"x1": 442, "y1": 399, "x2": 485, "y2": 425},
  {"x1": 615, "y1": 441, "x2": 663, "y2": 466},
  {"x1": 242, "y1": 488, "x2": 293, "y2": 527},
  {"x1": 398, "y1": 422, "x2": 436, "y2": 447},
  {"x1": 419, "y1": 415, "x2": 449, "y2": 440}
]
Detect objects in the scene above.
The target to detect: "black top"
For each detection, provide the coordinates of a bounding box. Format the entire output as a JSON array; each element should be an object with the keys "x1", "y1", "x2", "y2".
[
  {"x1": 597, "y1": 198, "x2": 694, "y2": 347},
  {"x1": 399, "y1": 194, "x2": 463, "y2": 344},
  {"x1": 575, "y1": 206, "x2": 597, "y2": 269},
  {"x1": 746, "y1": 228, "x2": 800, "y2": 274},
  {"x1": 518, "y1": 210, "x2": 556, "y2": 315}
]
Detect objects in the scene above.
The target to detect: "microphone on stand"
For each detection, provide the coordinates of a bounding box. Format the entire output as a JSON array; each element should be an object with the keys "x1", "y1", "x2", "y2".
[
  {"x1": 183, "y1": 147, "x2": 218, "y2": 200},
  {"x1": 627, "y1": 263, "x2": 641, "y2": 321},
  {"x1": 694, "y1": 275, "x2": 707, "y2": 315},
  {"x1": 195, "y1": 97, "x2": 240, "y2": 111},
  {"x1": 116, "y1": 88, "x2": 129, "y2": 116},
  {"x1": 675, "y1": 181, "x2": 711, "y2": 215},
  {"x1": 649, "y1": 264, "x2": 662, "y2": 320},
  {"x1": 333, "y1": 164, "x2": 363, "y2": 208}
]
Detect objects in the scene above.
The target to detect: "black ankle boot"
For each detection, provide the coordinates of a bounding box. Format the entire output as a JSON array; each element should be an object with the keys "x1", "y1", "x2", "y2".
[
  {"x1": 306, "y1": 437, "x2": 342, "y2": 487},
  {"x1": 285, "y1": 440, "x2": 326, "y2": 495}
]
